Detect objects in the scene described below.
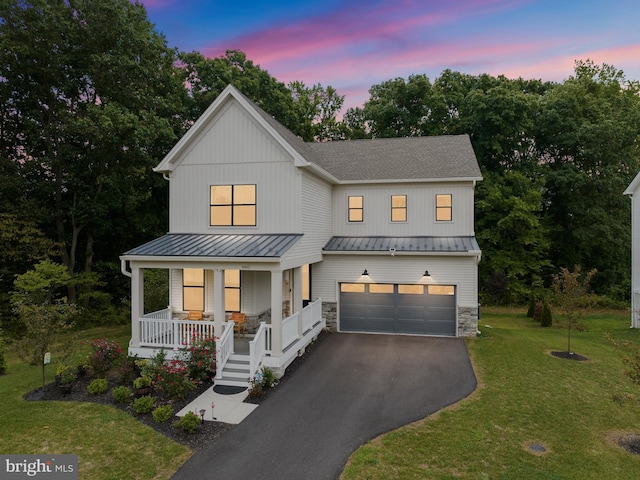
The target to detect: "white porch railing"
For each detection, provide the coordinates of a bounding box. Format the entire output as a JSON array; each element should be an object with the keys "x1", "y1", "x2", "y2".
[
  {"x1": 215, "y1": 322, "x2": 235, "y2": 380},
  {"x1": 139, "y1": 314, "x2": 216, "y2": 349},
  {"x1": 249, "y1": 322, "x2": 272, "y2": 377},
  {"x1": 250, "y1": 298, "x2": 323, "y2": 378}
]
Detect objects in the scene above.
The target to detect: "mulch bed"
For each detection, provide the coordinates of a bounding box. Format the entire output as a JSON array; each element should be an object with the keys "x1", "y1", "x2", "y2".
[
  {"x1": 619, "y1": 434, "x2": 640, "y2": 455},
  {"x1": 550, "y1": 351, "x2": 589, "y2": 361},
  {"x1": 24, "y1": 330, "x2": 328, "y2": 451}
]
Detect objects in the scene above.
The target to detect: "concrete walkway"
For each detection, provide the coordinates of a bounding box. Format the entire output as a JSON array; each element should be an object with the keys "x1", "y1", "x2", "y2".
[{"x1": 171, "y1": 333, "x2": 477, "y2": 480}]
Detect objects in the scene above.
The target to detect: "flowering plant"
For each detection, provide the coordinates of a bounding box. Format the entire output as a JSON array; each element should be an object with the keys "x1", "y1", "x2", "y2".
[
  {"x1": 180, "y1": 336, "x2": 217, "y2": 381},
  {"x1": 88, "y1": 338, "x2": 122, "y2": 376},
  {"x1": 153, "y1": 359, "x2": 195, "y2": 401}
]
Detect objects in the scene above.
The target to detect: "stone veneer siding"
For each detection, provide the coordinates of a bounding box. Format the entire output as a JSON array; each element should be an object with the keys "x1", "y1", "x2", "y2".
[
  {"x1": 322, "y1": 302, "x2": 337, "y2": 331},
  {"x1": 457, "y1": 306, "x2": 479, "y2": 337},
  {"x1": 322, "y1": 301, "x2": 478, "y2": 337}
]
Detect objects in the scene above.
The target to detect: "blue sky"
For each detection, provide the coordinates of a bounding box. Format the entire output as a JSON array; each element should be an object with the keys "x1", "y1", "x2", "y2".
[{"x1": 140, "y1": 0, "x2": 640, "y2": 111}]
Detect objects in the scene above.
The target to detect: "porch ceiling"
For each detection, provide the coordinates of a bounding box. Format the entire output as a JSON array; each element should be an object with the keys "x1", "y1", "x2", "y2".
[{"x1": 123, "y1": 233, "x2": 303, "y2": 258}]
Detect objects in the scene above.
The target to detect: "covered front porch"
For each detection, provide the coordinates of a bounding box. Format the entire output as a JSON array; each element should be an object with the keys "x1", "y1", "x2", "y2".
[
  {"x1": 120, "y1": 233, "x2": 325, "y2": 386},
  {"x1": 128, "y1": 298, "x2": 324, "y2": 385}
]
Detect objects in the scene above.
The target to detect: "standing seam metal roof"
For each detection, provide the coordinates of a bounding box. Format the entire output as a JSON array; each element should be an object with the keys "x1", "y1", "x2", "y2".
[
  {"x1": 323, "y1": 236, "x2": 480, "y2": 253},
  {"x1": 123, "y1": 233, "x2": 302, "y2": 258}
]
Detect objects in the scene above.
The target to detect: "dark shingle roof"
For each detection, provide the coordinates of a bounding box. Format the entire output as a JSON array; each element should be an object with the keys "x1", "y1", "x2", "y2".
[
  {"x1": 123, "y1": 233, "x2": 302, "y2": 258},
  {"x1": 234, "y1": 87, "x2": 481, "y2": 183},
  {"x1": 308, "y1": 135, "x2": 482, "y2": 181},
  {"x1": 323, "y1": 236, "x2": 480, "y2": 253}
]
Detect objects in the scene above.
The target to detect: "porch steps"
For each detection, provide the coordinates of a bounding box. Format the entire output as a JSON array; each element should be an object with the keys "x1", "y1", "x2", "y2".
[{"x1": 216, "y1": 353, "x2": 251, "y2": 388}]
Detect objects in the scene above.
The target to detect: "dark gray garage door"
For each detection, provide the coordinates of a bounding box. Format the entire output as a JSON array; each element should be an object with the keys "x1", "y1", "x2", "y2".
[{"x1": 340, "y1": 283, "x2": 456, "y2": 336}]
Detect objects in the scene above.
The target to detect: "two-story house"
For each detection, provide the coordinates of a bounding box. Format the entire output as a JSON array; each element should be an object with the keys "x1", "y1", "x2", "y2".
[{"x1": 120, "y1": 84, "x2": 482, "y2": 386}]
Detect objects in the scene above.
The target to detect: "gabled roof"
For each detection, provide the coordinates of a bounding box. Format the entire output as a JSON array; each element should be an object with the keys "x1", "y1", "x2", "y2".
[
  {"x1": 154, "y1": 85, "x2": 319, "y2": 174},
  {"x1": 309, "y1": 135, "x2": 482, "y2": 182},
  {"x1": 123, "y1": 233, "x2": 302, "y2": 258},
  {"x1": 154, "y1": 84, "x2": 482, "y2": 183},
  {"x1": 323, "y1": 236, "x2": 480, "y2": 254},
  {"x1": 624, "y1": 171, "x2": 640, "y2": 195}
]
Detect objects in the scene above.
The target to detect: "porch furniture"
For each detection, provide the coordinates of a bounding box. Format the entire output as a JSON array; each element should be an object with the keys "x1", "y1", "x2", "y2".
[
  {"x1": 187, "y1": 310, "x2": 203, "y2": 320},
  {"x1": 231, "y1": 312, "x2": 246, "y2": 338}
]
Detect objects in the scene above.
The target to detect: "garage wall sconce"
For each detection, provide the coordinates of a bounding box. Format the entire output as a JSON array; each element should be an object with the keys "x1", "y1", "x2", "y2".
[
  {"x1": 423, "y1": 270, "x2": 431, "y2": 277},
  {"x1": 362, "y1": 269, "x2": 369, "y2": 277}
]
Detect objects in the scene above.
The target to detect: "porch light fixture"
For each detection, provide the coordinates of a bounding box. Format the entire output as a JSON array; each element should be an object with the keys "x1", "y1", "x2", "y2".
[
  {"x1": 423, "y1": 270, "x2": 431, "y2": 277},
  {"x1": 362, "y1": 269, "x2": 369, "y2": 277}
]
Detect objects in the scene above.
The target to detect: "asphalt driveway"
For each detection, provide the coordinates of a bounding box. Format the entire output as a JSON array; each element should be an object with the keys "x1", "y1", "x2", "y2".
[{"x1": 171, "y1": 332, "x2": 476, "y2": 480}]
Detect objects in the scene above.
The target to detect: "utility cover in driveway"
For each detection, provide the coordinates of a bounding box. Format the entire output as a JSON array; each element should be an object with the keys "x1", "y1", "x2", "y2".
[{"x1": 340, "y1": 283, "x2": 456, "y2": 335}]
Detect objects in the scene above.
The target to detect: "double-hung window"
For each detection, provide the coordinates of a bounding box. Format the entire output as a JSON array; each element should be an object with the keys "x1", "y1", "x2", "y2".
[
  {"x1": 348, "y1": 196, "x2": 363, "y2": 222},
  {"x1": 436, "y1": 194, "x2": 452, "y2": 221},
  {"x1": 183, "y1": 268, "x2": 204, "y2": 311},
  {"x1": 391, "y1": 195, "x2": 407, "y2": 222},
  {"x1": 210, "y1": 185, "x2": 256, "y2": 226}
]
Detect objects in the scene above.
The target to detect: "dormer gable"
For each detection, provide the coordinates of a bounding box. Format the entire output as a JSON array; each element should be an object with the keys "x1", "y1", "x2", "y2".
[{"x1": 155, "y1": 84, "x2": 314, "y2": 174}]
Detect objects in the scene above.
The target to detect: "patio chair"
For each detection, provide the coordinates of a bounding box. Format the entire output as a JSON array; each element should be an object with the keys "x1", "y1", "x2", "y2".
[
  {"x1": 231, "y1": 312, "x2": 246, "y2": 338},
  {"x1": 187, "y1": 310, "x2": 203, "y2": 320}
]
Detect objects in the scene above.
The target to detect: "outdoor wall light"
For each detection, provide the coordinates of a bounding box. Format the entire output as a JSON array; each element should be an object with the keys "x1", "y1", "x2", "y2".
[
  {"x1": 362, "y1": 269, "x2": 369, "y2": 276},
  {"x1": 423, "y1": 270, "x2": 431, "y2": 277}
]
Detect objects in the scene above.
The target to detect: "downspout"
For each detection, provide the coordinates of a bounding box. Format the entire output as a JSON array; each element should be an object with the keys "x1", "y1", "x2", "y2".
[{"x1": 120, "y1": 258, "x2": 132, "y2": 278}]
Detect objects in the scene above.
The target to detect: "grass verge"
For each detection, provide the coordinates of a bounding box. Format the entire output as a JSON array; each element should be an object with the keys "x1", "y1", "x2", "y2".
[
  {"x1": 341, "y1": 307, "x2": 640, "y2": 479},
  {"x1": 0, "y1": 325, "x2": 191, "y2": 480}
]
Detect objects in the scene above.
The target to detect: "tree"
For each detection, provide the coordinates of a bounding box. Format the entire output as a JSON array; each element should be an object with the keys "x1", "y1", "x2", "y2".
[
  {"x1": 537, "y1": 61, "x2": 640, "y2": 297},
  {"x1": 179, "y1": 50, "x2": 298, "y2": 133},
  {"x1": 476, "y1": 171, "x2": 551, "y2": 303},
  {"x1": 288, "y1": 81, "x2": 346, "y2": 141},
  {"x1": 10, "y1": 260, "x2": 77, "y2": 388},
  {"x1": 0, "y1": 0, "x2": 185, "y2": 303},
  {"x1": 551, "y1": 266, "x2": 596, "y2": 354},
  {"x1": 0, "y1": 214, "x2": 57, "y2": 333}
]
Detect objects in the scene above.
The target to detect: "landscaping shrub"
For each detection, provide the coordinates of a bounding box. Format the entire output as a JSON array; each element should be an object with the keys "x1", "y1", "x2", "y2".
[
  {"x1": 132, "y1": 395, "x2": 155, "y2": 414},
  {"x1": 154, "y1": 359, "x2": 195, "y2": 401},
  {"x1": 533, "y1": 301, "x2": 543, "y2": 323},
  {"x1": 541, "y1": 302, "x2": 553, "y2": 327},
  {"x1": 152, "y1": 405, "x2": 174, "y2": 423},
  {"x1": 260, "y1": 366, "x2": 276, "y2": 388},
  {"x1": 173, "y1": 411, "x2": 200, "y2": 433},
  {"x1": 112, "y1": 386, "x2": 132, "y2": 404},
  {"x1": 180, "y1": 336, "x2": 216, "y2": 381},
  {"x1": 88, "y1": 338, "x2": 122, "y2": 376},
  {"x1": 87, "y1": 378, "x2": 108, "y2": 395},
  {"x1": 0, "y1": 333, "x2": 7, "y2": 375},
  {"x1": 248, "y1": 366, "x2": 277, "y2": 398},
  {"x1": 526, "y1": 297, "x2": 536, "y2": 318}
]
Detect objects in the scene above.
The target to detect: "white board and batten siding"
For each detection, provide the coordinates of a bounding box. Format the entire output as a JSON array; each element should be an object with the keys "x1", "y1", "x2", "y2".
[
  {"x1": 281, "y1": 170, "x2": 334, "y2": 269},
  {"x1": 313, "y1": 255, "x2": 479, "y2": 307},
  {"x1": 332, "y1": 182, "x2": 476, "y2": 237},
  {"x1": 168, "y1": 99, "x2": 301, "y2": 235},
  {"x1": 625, "y1": 173, "x2": 640, "y2": 328}
]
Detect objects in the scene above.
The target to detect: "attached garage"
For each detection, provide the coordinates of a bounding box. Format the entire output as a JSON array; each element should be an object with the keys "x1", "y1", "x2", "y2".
[{"x1": 339, "y1": 283, "x2": 457, "y2": 336}]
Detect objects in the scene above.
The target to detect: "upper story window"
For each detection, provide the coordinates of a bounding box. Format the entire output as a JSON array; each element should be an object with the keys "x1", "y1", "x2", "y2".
[
  {"x1": 391, "y1": 195, "x2": 407, "y2": 222},
  {"x1": 348, "y1": 196, "x2": 363, "y2": 222},
  {"x1": 436, "y1": 194, "x2": 452, "y2": 221},
  {"x1": 210, "y1": 185, "x2": 256, "y2": 226}
]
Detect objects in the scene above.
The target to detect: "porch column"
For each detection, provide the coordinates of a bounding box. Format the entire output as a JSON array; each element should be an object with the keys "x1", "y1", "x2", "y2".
[
  {"x1": 271, "y1": 270, "x2": 283, "y2": 356},
  {"x1": 213, "y1": 269, "x2": 225, "y2": 338},
  {"x1": 293, "y1": 266, "x2": 303, "y2": 338},
  {"x1": 130, "y1": 266, "x2": 144, "y2": 348}
]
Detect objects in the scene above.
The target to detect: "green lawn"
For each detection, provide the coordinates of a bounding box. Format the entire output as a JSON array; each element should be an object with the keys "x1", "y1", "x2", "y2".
[
  {"x1": 341, "y1": 307, "x2": 640, "y2": 479},
  {"x1": 0, "y1": 325, "x2": 191, "y2": 480},
  {"x1": 3, "y1": 309, "x2": 640, "y2": 479}
]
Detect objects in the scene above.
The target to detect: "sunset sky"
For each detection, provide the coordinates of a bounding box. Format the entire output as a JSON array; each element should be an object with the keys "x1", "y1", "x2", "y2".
[{"x1": 140, "y1": 0, "x2": 640, "y2": 112}]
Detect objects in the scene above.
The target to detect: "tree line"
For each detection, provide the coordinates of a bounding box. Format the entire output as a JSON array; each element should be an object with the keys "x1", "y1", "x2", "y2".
[{"x1": 1, "y1": 0, "x2": 639, "y2": 332}]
